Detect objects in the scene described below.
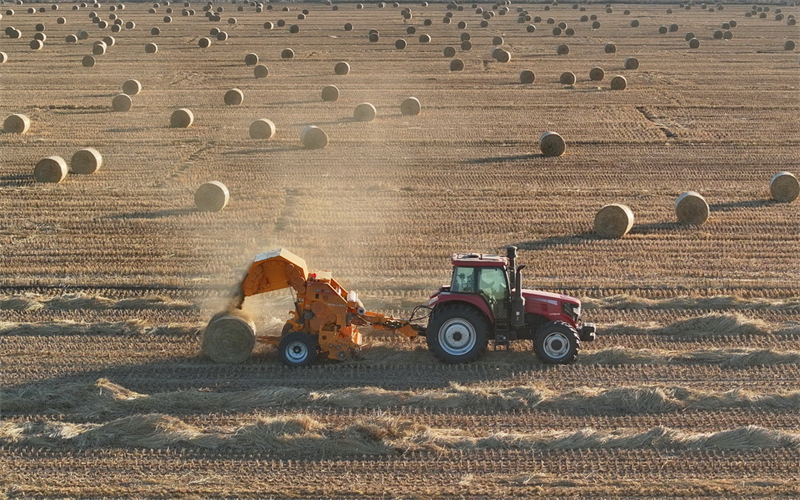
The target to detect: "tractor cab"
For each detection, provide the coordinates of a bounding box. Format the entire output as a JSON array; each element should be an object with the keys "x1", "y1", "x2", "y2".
[{"x1": 450, "y1": 253, "x2": 512, "y2": 323}]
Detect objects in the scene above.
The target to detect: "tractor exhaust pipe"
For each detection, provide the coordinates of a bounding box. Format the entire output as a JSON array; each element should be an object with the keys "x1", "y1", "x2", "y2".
[
  {"x1": 506, "y1": 246, "x2": 517, "y2": 290},
  {"x1": 512, "y1": 264, "x2": 526, "y2": 328}
]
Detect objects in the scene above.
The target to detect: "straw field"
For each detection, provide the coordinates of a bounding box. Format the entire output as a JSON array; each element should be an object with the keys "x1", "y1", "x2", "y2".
[{"x1": 1, "y1": 0, "x2": 799, "y2": 497}]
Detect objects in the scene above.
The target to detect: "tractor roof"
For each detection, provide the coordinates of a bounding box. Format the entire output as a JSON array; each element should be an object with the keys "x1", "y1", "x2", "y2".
[{"x1": 451, "y1": 253, "x2": 508, "y2": 267}]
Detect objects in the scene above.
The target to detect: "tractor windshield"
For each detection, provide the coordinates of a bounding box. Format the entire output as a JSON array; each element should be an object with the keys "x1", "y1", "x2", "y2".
[
  {"x1": 451, "y1": 267, "x2": 477, "y2": 293},
  {"x1": 478, "y1": 267, "x2": 509, "y2": 302}
]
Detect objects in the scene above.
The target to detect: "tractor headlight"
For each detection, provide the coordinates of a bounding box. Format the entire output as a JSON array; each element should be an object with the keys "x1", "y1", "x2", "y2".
[{"x1": 561, "y1": 302, "x2": 580, "y2": 322}]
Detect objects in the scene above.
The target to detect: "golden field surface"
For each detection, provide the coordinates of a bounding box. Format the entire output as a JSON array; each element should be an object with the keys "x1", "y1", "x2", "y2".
[{"x1": 1, "y1": 0, "x2": 799, "y2": 497}]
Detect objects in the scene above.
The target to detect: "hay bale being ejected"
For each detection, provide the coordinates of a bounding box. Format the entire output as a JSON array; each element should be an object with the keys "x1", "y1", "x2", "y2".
[
  {"x1": 249, "y1": 118, "x2": 276, "y2": 139},
  {"x1": 3, "y1": 114, "x2": 30, "y2": 134},
  {"x1": 353, "y1": 102, "x2": 377, "y2": 122},
  {"x1": 34, "y1": 156, "x2": 68, "y2": 183},
  {"x1": 195, "y1": 181, "x2": 230, "y2": 212},
  {"x1": 112, "y1": 93, "x2": 132, "y2": 111},
  {"x1": 170, "y1": 108, "x2": 194, "y2": 128},
  {"x1": 122, "y1": 79, "x2": 142, "y2": 95},
  {"x1": 71, "y1": 148, "x2": 103, "y2": 174},
  {"x1": 539, "y1": 131, "x2": 566, "y2": 157},
  {"x1": 300, "y1": 125, "x2": 328, "y2": 149},
  {"x1": 675, "y1": 191, "x2": 709, "y2": 225},
  {"x1": 400, "y1": 97, "x2": 421, "y2": 116},
  {"x1": 594, "y1": 203, "x2": 634, "y2": 238},
  {"x1": 202, "y1": 313, "x2": 256, "y2": 363},
  {"x1": 224, "y1": 88, "x2": 244, "y2": 105},
  {"x1": 770, "y1": 172, "x2": 800, "y2": 202},
  {"x1": 321, "y1": 85, "x2": 339, "y2": 101}
]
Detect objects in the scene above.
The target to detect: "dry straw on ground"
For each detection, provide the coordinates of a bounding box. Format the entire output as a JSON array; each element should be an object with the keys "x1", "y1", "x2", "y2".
[
  {"x1": 3, "y1": 114, "x2": 30, "y2": 134},
  {"x1": 70, "y1": 148, "x2": 102, "y2": 174},
  {"x1": 354, "y1": 103, "x2": 377, "y2": 122},
  {"x1": 301, "y1": 125, "x2": 328, "y2": 149},
  {"x1": 34, "y1": 156, "x2": 68, "y2": 183},
  {"x1": 769, "y1": 172, "x2": 799, "y2": 203},
  {"x1": 194, "y1": 181, "x2": 230, "y2": 212},
  {"x1": 400, "y1": 97, "x2": 421, "y2": 116},
  {"x1": 249, "y1": 119, "x2": 276, "y2": 140},
  {"x1": 170, "y1": 108, "x2": 194, "y2": 128},
  {"x1": 675, "y1": 191, "x2": 709, "y2": 225},
  {"x1": 539, "y1": 131, "x2": 566, "y2": 157},
  {"x1": 201, "y1": 313, "x2": 255, "y2": 363},
  {"x1": 111, "y1": 93, "x2": 132, "y2": 112},
  {"x1": 594, "y1": 203, "x2": 634, "y2": 238}
]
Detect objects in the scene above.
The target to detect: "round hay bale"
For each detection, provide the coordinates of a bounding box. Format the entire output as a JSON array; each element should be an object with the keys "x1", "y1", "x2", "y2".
[
  {"x1": 368, "y1": 32, "x2": 379, "y2": 42},
  {"x1": 592, "y1": 20, "x2": 600, "y2": 29},
  {"x1": 604, "y1": 43, "x2": 616, "y2": 53},
  {"x1": 300, "y1": 125, "x2": 328, "y2": 149},
  {"x1": 70, "y1": 147, "x2": 102, "y2": 174},
  {"x1": 202, "y1": 314, "x2": 255, "y2": 363},
  {"x1": 199, "y1": 36, "x2": 211, "y2": 47},
  {"x1": 122, "y1": 79, "x2": 141, "y2": 96},
  {"x1": 395, "y1": 38, "x2": 407, "y2": 49},
  {"x1": 520, "y1": 69, "x2": 535, "y2": 83},
  {"x1": 407, "y1": 26, "x2": 417, "y2": 35},
  {"x1": 281, "y1": 48, "x2": 294, "y2": 59},
  {"x1": 111, "y1": 23, "x2": 121, "y2": 32},
  {"x1": 29, "y1": 39, "x2": 43, "y2": 50},
  {"x1": 224, "y1": 88, "x2": 244, "y2": 106},
  {"x1": 103, "y1": 36, "x2": 115, "y2": 46},
  {"x1": 289, "y1": 24, "x2": 299, "y2": 33},
  {"x1": 557, "y1": 43, "x2": 569, "y2": 55},
  {"x1": 560, "y1": 71, "x2": 576, "y2": 85},
  {"x1": 624, "y1": 57, "x2": 639, "y2": 70},
  {"x1": 343, "y1": 22, "x2": 352, "y2": 31},
  {"x1": 722, "y1": 30, "x2": 732, "y2": 40},
  {"x1": 527, "y1": 24, "x2": 536, "y2": 32},
  {"x1": 228, "y1": 16, "x2": 236, "y2": 24},
  {"x1": 353, "y1": 102, "x2": 377, "y2": 122},
  {"x1": 254, "y1": 64, "x2": 269, "y2": 78},
  {"x1": 785, "y1": 40, "x2": 796, "y2": 51},
  {"x1": 66, "y1": 34, "x2": 78, "y2": 43},
  {"x1": 565, "y1": 28, "x2": 575, "y2": 36},
  {"x1": 495, "y1": 49, "x2": 511, "y2": 62},
  {"x1": 9, "y1": 28, "x2": 21, "y2": 39},
  {"x1": 539, "y1": 131, "x2": 566, "y2": 157},
  {"x1": 770, "y1": 172, "x2": 799, "y2": 202},
  {"x1": 112, "y1": 93, "x2": 132, "y2": 111},
  {"x1": 195, "y1": 181, "x2": 230, "y2": 212},
  {"x1": 729, "y1": 20, "x2": 738, "y2": 27},
  {"x1": 658, "y1": 25, "x2": 668, "y2": 34},
  {"x1": 458, "y1": 21, "x2": 467, "y2": 29},
  {"x1": 35, "y1": 22, "x2": 45, "y2": 32},
  {"x1": 34, "y1": 156, "x2": 68, "y2": 183},
  {"x1": 713, "y1": 30, "x2": 723, "y2": 39},
  {"x1": 125, "y1": 20, "x2": 135, "y2": 29},
  {"x1": 789, "y1": 18, "x2": 797, "y2": 26},
  {"x1": 163, "y1": 15, "x2": 172, "y2": 22},
  {"x1": 334, "y1": 61, "x2": 350, "y2": 75},
  {"x1": 594, "y1": 203, "x2": 634, "y2": 238},
  {"x1": 689, "y1": 38, "x2": 700, "y2": 49},
  {"x1": 492, "y1": 35, "x2": 504, "y2": 45},
  {"x1": 552, "y1": 27, "x2": 562, "y2": 35},
  {"x1": 589, "y1": 66, "x2": 605, "y2": 81},
  {"x1": 0, "y1": 52, "x2": 7, "y2": 64},
  {"x1": 92, "y1": 42, "x2": 106, "y2": 55},
  {"x1": 419, "y1": 34, "x2": 431, "y2": 43},
  {"x1": 630, "y1": 19, "x2": 639, "y2": 27},
  {"x1": 684, "y1": 32, "x2": 695, "y2": 41},
  {"x1": 151, "y1": 27, "x2": 160, "y2": 35},
  {"x1": 145, "y1": 42, "x2": 158, "y2": 53},
  {"x1": 480, "y1": 20, "x2": 489, "y2": 27},
  {"x1": 244, "y1": 52, "x2": 258, "y2": 65},
  {"x1": 249, "y1": 118, "x2": 276, "y2": 140},
  {"x1": 217, "y1": 31, "x2": 228, "y2": 41},
  {"x1": 669, "y1": 23, "x2": 679, "y2": 32},
  {"x1": 3, "y1": 114, "x2": 30, "y2": 134},
  {"x1": 443, "y1": 46, "x2": 456, "y2": 57},
  {"x1": 321, "y1": 85, "x2": 339, "y2": 101},
  {"x1": 674, "y1": 191, "x2": 709, "y2": 225},
  {"x1": 82, "y1": 55, "x2": 96, "y2": 67},
  {"x1": 461, "y1": 40, "x2": 472, "y2": 50},
  {"x1": 170, "y1": 108, "x2": 194, "y2": 128},
  {"x1": 400, "y1": 97, "x2": 421, "y2": 116},
  {"x1": 97, "y1": 20, "x2": 108, "y2": 29},
  {"x1": 450, "y1": 58, "x2": 464, "y2": 71},
  {"x1": 610, "y1": 75, "x2": 626, "y2": 90}
]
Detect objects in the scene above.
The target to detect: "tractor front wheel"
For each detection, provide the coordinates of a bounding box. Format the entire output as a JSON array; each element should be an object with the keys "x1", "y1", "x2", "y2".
[
  {"x1": 534, "y1": 321, "x2": 580, "y2": 364},
  {"x1": 278, "y1": 331, "x2": 317, "y2": 367},
  {"x1": 426, "y1": 304, "x2": 489, "y2": 363}
]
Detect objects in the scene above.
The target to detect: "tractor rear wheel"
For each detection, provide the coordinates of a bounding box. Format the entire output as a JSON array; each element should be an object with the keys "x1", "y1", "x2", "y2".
[
  {"x1": 534, "y1": 321, "x2": 579, "y2": 364},
  {"x1": 278, "y1": 331, "x2": 317, "y2": 367},
  {"x1": 426, "y1": 304, "x2": 489, "y2": 363}
]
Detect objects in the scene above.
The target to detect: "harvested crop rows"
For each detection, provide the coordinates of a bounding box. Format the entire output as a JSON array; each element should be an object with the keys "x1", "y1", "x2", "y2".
[{"x1": 1, "y1": 0, "x2": 799, "y2": 497}]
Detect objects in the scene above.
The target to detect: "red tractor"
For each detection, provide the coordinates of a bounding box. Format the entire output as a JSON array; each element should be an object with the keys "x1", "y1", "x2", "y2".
[{"x1": 424, "y1": 246, "x2": 596, "y2": 364}]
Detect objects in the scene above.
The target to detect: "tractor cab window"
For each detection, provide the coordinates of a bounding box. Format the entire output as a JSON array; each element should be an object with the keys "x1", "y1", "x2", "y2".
[
  {"x1": 478, "y1": 267, "x2": 509, "y2": 302},
  {"x1": 451, "y1": 267, "x2": 477, "y2": 293}
]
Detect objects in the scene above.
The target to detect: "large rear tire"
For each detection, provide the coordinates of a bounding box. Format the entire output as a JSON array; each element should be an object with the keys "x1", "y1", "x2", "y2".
[
  {"x1": 278, "y1": 331, "x2": 317, "y2": 367},
  {"x1": 426, "y1": 304, "x2": 489, "y2": 363},
  {"x1": 202, "y1": 313, "x2": 256, "y2": 364},
  {"x1": 534, "y1": 321, "x2": 579, "y2": 364}
]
